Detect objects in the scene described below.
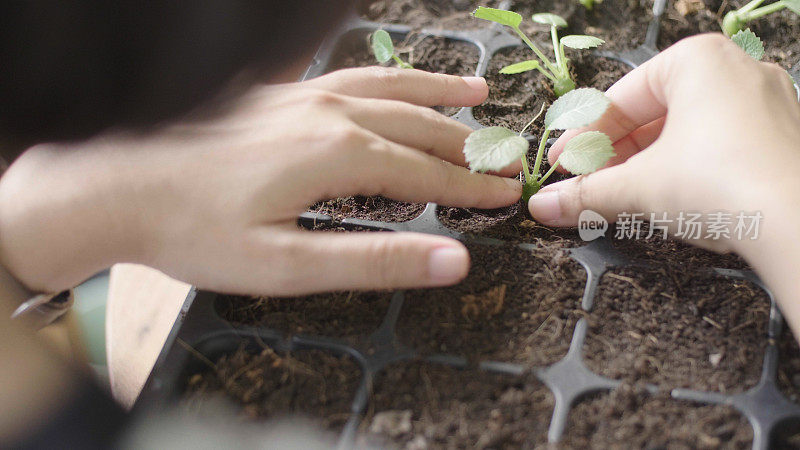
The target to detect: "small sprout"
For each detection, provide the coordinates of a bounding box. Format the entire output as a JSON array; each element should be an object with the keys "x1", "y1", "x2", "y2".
[
  {"x1": 731, "y1": 28, "x2": 765, "y2": 60},
  {"x1": 463, "y1": 88, "x2": 615, "y2": 203},
  {"x1": 473, "y1": 7, "x2": 605, "y2": 97},
  {"x1": 370, "y1": 30, "x2": 413, "y2": 69},
  {"x1": 722, "y1": 0, "x2": 800, "y2": 36}
]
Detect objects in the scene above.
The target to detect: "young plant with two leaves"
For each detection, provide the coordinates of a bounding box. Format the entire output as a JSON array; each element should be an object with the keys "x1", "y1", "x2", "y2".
[
  {"x1": 463, "y1": 88, "x2": 616, "y2": 203},
  {"x1": 722, "y1": 0, "x2": 800, "y2": 36},
  {"x1": 472, "y1": 7, "x2": 605, "y2": 96},
  {"x1": 370, "y1": 30, "x2": 413, "y2": 69}
]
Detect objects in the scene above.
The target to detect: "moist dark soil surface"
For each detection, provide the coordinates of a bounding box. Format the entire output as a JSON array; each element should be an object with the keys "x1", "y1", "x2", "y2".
[
  {"x1": 310, "y1": 196, "x2": 426, "y2": 223},
  {"x1": 512, "y1": 0, "x2": 652, "y2": 51},
  {"x1": 397, "y1": 243, "x2": 586, "y2": 366},
  {"x1": 358, "y1": 0, "x2": 502, "y2": 30},
  {"x1": 778, "y1": 327, "x2": 800, "y2": 402},
  {"x1": 182, "y1": 346, "x2": 361, "y2": 431},
  {"x1": 473, "y1": 48, "x2": 633, "y2": 131},
  {"x1": 216, "y1": 291, "x2": 393, "y2": 341},
  {"x1": 562, "y1": 383, "x2": 753, "y2": 449},
  {"x1": 585, "y1": 267, "x2": 770, "y2": 393},
  {"x1": 659, "y1": 1, "x2": 800, "y2": 69},
  {"x1": 359, "y1": 361, "x2": 552, "y2": 448},
  {"x1": 610, "y1": 222, "x2": 751, "y2": 270}
]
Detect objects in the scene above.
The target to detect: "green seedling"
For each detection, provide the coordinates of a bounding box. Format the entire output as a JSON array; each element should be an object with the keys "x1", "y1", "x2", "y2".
[
  {"x1": 472, "y1": 7, "x2": 605, "y2": 96},
  {"x1": 463, "y1": 88, "x2": 616, "y2": 203},
  {"x1": 722, "y1": 0, "x2": 800, "y2": 36},
  {"x1": 731, "y1": 28, "x2": 766, "y2": 60},
  {"x1": 370, "y1": 30, "x2": 413, "y2": 69},
  {"x1": 578, "y1": 0, "x2": 602, "y2": 10}
]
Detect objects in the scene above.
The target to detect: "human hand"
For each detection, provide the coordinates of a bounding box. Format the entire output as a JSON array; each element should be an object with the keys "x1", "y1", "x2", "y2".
[
  {"x1": 526, "y1": 34, "x2": 800, "y2": 334},
  {"x1": 0, "y1": 67, "x2": 521, "y2": 296},
  {"x1": 528, "y1": 33, "x2": 800, "y2": 254}
]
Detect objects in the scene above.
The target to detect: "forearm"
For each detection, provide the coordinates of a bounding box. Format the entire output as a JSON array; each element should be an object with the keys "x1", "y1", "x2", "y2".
[{"x1": 0, "y1": 139, "x2": 152, "y2": 292}]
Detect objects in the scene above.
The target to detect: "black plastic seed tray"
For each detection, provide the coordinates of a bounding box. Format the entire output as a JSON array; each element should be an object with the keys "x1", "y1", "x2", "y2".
[{"x1": 136, "y1": 3, "x2": 800, "y2": 448}]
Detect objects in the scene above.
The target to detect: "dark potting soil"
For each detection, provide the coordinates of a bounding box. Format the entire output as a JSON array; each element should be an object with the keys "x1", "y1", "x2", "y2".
[
  {"x1": 659, "y1": 1, "x2": 800, "y2": 70},
  {"x1": 182, "y1": 346, "x2": 361, "y2": 431},
  {"x1": 778, "y1": 327, "x2": 800, "y2": 402},
  {"x1": 561, "y1": 383, "x2": 753, "y2": 449},
  {"x1": 359, "y1": 361, "x2": 552, "y2": 448},
  {"x1": 396, "y1": 243, "x2": 586, "y2": 366},
  {"x1": 216, "y1": 291, "x2": 393, "y2": 341},
  {"x1": 585, "y1": 267, "x2": 770, "y2": 393},
  {"x1": 610, "y1": 222, "x2": 751, "y2": 270},
  {"x1": 317, "y1": 33, "x2": 480, "y2": 223},
  {"x1": 309, "y1": 196, "x2": 426, "y2": 223},
  {"x1": 473, "y1": 48, "x2": 633, "y2": 131},
  {"x1": 358, "y1": 0, "x2": 503, "y2": 30}
]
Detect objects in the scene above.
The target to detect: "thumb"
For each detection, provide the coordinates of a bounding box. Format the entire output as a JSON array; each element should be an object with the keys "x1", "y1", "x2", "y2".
[
  {"x1": 280, "y1": 231, "x2": 470, "y2": 293},
  {"x1": 528, "y1": 163, "x2": 640, "y2": 227}
]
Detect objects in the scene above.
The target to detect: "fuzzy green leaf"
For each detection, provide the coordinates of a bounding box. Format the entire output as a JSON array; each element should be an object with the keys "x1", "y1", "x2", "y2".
[
  {"x1": 544, "y1": 88, "x2": 610, "y2": 130},
  {"x1": 532, "y1": 13, "x2": 568, "y2": 28},
  {"x1": 499, "y1": 60, "x2": 541, "y2": 74},
  {"x1": 463, "y1": 127, "x2": 529, "y2": 173},
  {"x1": 561, "y1": 35, "x2": 605, "y2": 49},
  {"x1": 371, "y1": 30, "x2": 394, "y2": 63},
  {"x1": 784, "y1": 0, "x2": 800, "y2": 15},
  {"x1": 731, "y1": 29, "x2": 764, "y2": 60},
  {"x1": 472, "y1": 7, "x2": 523, "y2": 28},
  {"x1": 558, "y1": 131, "x2": 616, "y2": 175}
]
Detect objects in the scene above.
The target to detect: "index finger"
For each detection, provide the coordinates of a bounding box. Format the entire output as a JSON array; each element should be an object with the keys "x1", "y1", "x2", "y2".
[{"x1": 302, "y1": 66, "x2": 489, "y2": 107}]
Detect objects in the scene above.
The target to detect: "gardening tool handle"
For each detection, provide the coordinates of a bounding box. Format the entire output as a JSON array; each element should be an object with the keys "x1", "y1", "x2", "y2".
[{"x1": 644, "y1": 0, "x2": 667, "y2": 50}]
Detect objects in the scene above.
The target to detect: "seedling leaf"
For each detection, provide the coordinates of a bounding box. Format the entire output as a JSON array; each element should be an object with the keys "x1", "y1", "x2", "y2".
[
  {"x1": 463, "y1": 127, "x2": 529, "y2": 173},
  {"x1": 731, "y1": 29, "x2": 764, "y2": 60},
  {"x1": 561, "y1": 35, "x2": 605, "y2": 49},
  {"x1": 473, "y1": 7, "x2": 523, "y2": 28},
  {"x1": 558, "y1": 131, "x2": 616, "y2": 174},
  {"x1": 371, "y1": 30, "x2": 394, "y2": 63},
  {"x1": 785, "y1": 0, "x2": 800, "y2": 15},
  {"x1": 500, "y1": 60, "x2": 541, "y2": 74},
  {"x1": 544, "y1": 88, "x2": 610, "y2": 130},
  {"x1": 532, "y1": 13, "x2": 568, "y2": 28}
]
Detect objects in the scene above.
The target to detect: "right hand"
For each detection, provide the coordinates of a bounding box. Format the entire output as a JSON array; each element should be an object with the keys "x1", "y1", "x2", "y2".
[{"x1": 527, "y1": 34, "x2": 800, "y2": 334}]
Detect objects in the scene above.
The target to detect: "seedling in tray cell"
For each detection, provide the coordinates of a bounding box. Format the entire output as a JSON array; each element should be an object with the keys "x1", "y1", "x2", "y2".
[
  {"x1": 722, "y1": 0, "x2": 800, "y2": 36},
  {"x1": 463, "y1": 87, "x2": 615, "y2": 203},
  {"x1": 472, "y1": 7, "x2": 605, "y2": 96},
  {"x1": 370, "y1": 29, "x2": 413, "y2": 69}
]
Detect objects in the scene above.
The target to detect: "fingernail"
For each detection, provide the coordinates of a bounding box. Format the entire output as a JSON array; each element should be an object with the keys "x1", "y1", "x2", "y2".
[
  {"x1": 428, "y1": 246, "x2": 469, "y2": 285},
  {"x1": 462, "y1": 76, "x2": 487, "y2": 91},
  {"x1": 529, "y1": 190, "x2": 562, "y2": 224}
]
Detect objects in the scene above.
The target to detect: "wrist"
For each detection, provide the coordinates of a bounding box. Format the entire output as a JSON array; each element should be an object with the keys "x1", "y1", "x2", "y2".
[{"x1": 0, "y1": 140, "x2": 153, "y2": 292}]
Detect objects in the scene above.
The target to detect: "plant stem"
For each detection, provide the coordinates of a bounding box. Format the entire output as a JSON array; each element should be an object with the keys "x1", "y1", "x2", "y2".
[
  {"x1": 743, "y1": 0, "x2": 786, "y2": 20},
  {"x1": 531, "y1": 128, "x2": 551, "y2": 183},
  {"x1": 738, "y1": 0, "x2": 767, "y2": 14},
  {"x1": 536, "y1": 66, "x2": 559, "y2": 82},
  {"x1": 538, "y1": 160, "x2": 561, "y2": 185},
  {"x1": 551, "y1": 26, "x2": 564, "y2": 71},
  {"x1": 392, "y1": 55, "x2": 413, "y2": 69},
  {"x1": 521, "y1": 156, "x2": 533, "y2": 184},
  {"x1": 512, "y1": 27, "x2": 559, "y2": 75}
]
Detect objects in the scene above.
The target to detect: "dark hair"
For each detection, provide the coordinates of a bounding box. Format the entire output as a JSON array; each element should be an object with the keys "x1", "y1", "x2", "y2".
[{"x1": 0, "y1": 1, "x2": 352, "y2": 161}]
